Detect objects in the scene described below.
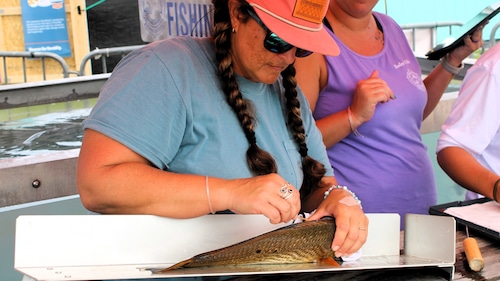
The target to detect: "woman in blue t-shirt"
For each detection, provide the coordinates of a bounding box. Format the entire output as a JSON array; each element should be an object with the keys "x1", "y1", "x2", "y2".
[{"x1": 77, "y1": 0, "x2": 368, "y2": 257}]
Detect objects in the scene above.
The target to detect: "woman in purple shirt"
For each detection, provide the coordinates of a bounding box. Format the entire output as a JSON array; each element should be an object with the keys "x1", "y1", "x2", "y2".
[{"x1": 295, "y1": 0, "x2": 483, "y2": 228}]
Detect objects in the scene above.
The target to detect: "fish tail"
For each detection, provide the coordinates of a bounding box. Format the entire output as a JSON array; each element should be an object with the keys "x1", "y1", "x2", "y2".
[{"x1": 157, "y1": 258, "x2": 192, "y2": 273}]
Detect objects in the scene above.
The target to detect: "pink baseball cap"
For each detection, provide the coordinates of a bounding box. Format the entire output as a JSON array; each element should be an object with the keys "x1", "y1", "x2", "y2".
[{"x1": 246, "y1": 0, "x2": 339, "y2": 56}]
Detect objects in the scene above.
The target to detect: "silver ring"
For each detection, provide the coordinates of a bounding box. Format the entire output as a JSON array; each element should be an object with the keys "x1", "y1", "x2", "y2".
[
  {"x1": 280, "y1": 183, "x2": 293, "y2": 200},
  {"x1": 282, "y1": 191, "x2": 293, "y2": 200},
  {"x1": 359, "y1": 227, "x2": 368, "y2": 231}
]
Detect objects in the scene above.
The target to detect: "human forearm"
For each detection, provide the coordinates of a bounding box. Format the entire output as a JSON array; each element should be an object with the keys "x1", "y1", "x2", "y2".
[
  {"x1": 316, "y1": 109, "x2": 358, "y2": 148},
  {"x1": 437, "y1": 147, "x2": 499, "y2": 200},
  {"x1": 77, "y1": 161, "x2": 232, "y2": 218},
  {"x1": 423, "y1": 27, "x2": 483, "y2": 119},
  {"x1": 422, "y1": 56, "x2": 459, "y2": 119},
  {"x1": 76, "y1": 129, "x2": 222, "y2": 217}
]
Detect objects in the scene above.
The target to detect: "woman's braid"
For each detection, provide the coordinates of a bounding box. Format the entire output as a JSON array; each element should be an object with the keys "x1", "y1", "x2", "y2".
[
  {"x1": 213, "y1": 0, "x2": 277, "y2": 175},
  {"x1": 281, "y1": 65, "x2": 326, "y2": 199}
]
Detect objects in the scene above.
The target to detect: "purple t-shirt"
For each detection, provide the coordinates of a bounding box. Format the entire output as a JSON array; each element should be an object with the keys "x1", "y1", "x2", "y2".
[{"x1": 314, "y1": 12, "x2": 436, "y2": 228}]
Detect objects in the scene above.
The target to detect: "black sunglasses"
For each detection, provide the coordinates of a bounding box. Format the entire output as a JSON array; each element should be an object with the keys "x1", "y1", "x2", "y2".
[{"x1": 246, "y1": 9, "x2": 312, "y2": 58}]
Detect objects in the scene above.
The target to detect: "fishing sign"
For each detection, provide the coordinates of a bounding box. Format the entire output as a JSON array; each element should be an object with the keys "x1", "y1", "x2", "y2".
[{"x1": 138, "y1": 0, "x2": 214, "y2": 42}]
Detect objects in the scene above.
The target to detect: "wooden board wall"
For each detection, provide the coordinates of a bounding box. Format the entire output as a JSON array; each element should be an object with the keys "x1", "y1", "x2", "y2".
[{"x1": 0, "y1": 0, "x2": 90, "y2": 83}]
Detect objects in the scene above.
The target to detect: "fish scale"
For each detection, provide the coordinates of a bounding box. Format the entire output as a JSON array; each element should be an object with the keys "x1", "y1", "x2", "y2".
[{"x1": 158, "y1": 217, "x2": 336, "y2": 272}]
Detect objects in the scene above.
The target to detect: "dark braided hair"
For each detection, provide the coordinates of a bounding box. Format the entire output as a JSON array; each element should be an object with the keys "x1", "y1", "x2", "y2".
[
  {"x1": 281, "y1": 65, "x2": 327, "y2": 199},
  {"x1": 212, "y1": 0, "x2": 326, "y2": 200}
]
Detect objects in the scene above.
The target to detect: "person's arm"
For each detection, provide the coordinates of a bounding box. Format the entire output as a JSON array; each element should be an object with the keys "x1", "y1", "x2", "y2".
[
  {"x1": 437, "y1": 147, "x2": 499, "y2": 201},
  {"x1": 295, "y1": 56, "x2": 393, "y2": 148},
  {"x1": 295, "y1": 54, "x2": 354, "y2": 146},
  {"x1": 423, "y1": 27, "x2": 484, "y2": 119},
  {"x1": 76, "y1": 129, "x2": 301, "y2": 224},
  {"x1": 422, "y1": 55, "x2": 459, "y2": 119},
  {"x1": 294, "y1": 53, "x2": 326, "y2": 112}
]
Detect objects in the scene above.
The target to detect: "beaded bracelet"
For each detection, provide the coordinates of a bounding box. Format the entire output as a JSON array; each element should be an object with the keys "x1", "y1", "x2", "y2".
[{"x1": 324, "y1": 184, "x2": 362, "y2": 209}]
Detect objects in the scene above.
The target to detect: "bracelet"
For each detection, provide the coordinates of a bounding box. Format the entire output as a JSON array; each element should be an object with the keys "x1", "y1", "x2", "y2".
[
  {"x1": 347, "y1": 106, "x2": 363, "y2": 137},
  {"x1": 324, "y1": 184, "x2": 362, "y2": 209},
  {"x1": 206, "y1": 176, "x2": 215, "y2": 214},
  {"x1": 440, "y1": 55, "x2": 464, "y2": 75},
  {"x1": 493, "y1": 178, "x2": 500, "y2": 203}
]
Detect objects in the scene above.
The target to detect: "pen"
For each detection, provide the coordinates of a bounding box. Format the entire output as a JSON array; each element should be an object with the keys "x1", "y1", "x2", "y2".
[{"x1": 463, "y1": 225, "x2": 484, "y2": 272}]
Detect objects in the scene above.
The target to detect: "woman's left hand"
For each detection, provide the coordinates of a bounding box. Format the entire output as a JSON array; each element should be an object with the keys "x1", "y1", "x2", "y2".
[
  {"x1": 307, "y1": 190, "x2": 369, "y2": 258},
  {"x1": 448, "y1": 25, "x2": 485, "y2": 63}
]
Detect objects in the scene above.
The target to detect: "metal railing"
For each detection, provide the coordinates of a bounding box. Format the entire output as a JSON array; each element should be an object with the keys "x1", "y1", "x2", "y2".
[
  {"x1": 0, "y1": 51, "x2": 79, "y2": 84},
  {"x1": 400, "y1": 21, "x2": 463, "y2": 52},
  {"x1": 0, "y1": 45, "x2": 144, "y2": 85},
  {"x1": 78, "y1": 45, "x2": 144, "y2": 76},
  {"x1": 490, "y1": 21, "x2": 500, "y2": 48}
]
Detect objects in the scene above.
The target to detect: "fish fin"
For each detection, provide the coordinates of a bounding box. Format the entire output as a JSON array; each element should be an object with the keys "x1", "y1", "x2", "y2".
[
  {"x1": 318, "y1": 257, "x2": 342, "y2": 267},
  {"x1": 154, "y1": 259, "x2": 192, "y2": 273}
]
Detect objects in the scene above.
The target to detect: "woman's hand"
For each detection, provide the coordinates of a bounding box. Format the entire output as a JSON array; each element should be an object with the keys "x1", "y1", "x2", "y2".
[
  {"x1": 307, "y1": 189, "x2": 368, "y2": 258},
  {"x1": 226, "y1": 173, "x2": 301, "y2": 224},
  {"x1": 350, "y1": 70, "x2": 395, "y2": 126},
  {"x1": 448, "y1": 25, "x2": 485, "y2": 64}
]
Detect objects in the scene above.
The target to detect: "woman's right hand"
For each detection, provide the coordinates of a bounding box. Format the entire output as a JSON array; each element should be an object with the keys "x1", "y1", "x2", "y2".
[
  {"x1": 225, "y1": 173, "x2": 301, "y2": 224},
  {"x1": 350, "y1": 70, "x2": 395, "y2": 126}
]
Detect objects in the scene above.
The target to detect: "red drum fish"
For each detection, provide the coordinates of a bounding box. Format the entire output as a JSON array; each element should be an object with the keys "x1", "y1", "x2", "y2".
[{"x1": 156, "y1": 217, "x2": 337, "y2": 272}]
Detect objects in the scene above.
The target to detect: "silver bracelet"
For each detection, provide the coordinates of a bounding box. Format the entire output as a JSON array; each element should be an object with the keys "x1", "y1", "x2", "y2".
[
  {"x1": 324, "y1": 184, "x2": 362, "y2": 209},
  {"x1": 440, "y1": 56, "x2": 464, "y2": 75},
  {"x1": 206, "y1": 176, "x2": 215, "y2": 214},
  {"x1": 347, "y1": 106, "x2": 363, "y2": 137}
]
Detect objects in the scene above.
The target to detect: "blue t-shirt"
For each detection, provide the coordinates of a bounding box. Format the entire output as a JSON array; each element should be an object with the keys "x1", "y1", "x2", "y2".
[
  {"x1": 83, "y1": 36, "x2": 333, "y2": 189},
  {"x1": 314, "y1": 13, "x2": 437, "y2": 226}
]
